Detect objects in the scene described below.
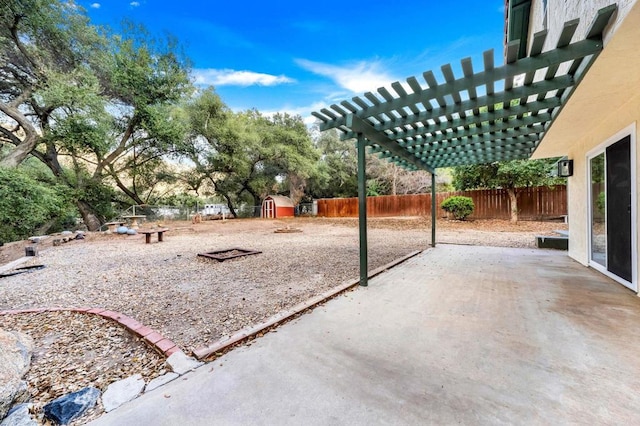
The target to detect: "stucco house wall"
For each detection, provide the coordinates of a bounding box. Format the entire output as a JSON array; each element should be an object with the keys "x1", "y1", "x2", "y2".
[
  {"x1": 529, "y1": 0, "x2": 640, "y2": 292},
  {"x1": 527, "y1": 0, "x2": 636, "y2": 49}
]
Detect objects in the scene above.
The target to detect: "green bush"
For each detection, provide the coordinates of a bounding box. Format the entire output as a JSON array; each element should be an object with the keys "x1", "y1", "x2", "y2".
[
  {"x1": 441, "y1": 195, "x2": 475, "y2": 220},
  {"x1": 0, "y1": 168, "x2": 69, "y2": 243}
]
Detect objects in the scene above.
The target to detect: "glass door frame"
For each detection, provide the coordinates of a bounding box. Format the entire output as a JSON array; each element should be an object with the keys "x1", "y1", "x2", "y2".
[{"x1": 586, "y1": 123, "x2": 637, "y2": 292}]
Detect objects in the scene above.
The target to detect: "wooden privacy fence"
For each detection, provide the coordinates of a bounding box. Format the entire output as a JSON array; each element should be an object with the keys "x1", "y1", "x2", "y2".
[{"x1": 316, "y1": 186, "x2": 567, "y2": 220}]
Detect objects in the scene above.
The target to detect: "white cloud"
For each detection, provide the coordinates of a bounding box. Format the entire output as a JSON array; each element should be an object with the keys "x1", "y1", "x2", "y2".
[
  {"x1": 192, "y1": 69, "x2": 295, "y2": 87},
  {"x1": 90, "y1": 3, "x2": 100, "y2": 8},
  {"x1": 130, "y1": 1, "x2": 140, "y2": 7},
  {"x1": 296, "y1": 58, "x2": 397, "y2": 94}
]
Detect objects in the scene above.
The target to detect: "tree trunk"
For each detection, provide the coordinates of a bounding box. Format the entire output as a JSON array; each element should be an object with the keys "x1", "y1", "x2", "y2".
[
  {"x1": 221, "y1": 193, "x2": 238, "y2": 218},
  {"x1": 77, "y1": 200, "x2": 102, "y2": 231},
  {"x1": 242, "y1": 184, "x2": 261, "y2": 217},
  {"x1": 507, "y1": 188, "x2": 518, "y2": 223},
  {"x1": 288, "y1": 174, "x2": 306, "y2": 205},
  {"x1": 0, "y1": 133, "x2": 40, "y2": 168},
  {"x1": 0, "y1": 98, "x2": 41, "y2": 168}
]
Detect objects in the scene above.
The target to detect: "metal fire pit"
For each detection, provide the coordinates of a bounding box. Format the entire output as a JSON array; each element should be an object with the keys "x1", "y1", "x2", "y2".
[{"x1": 197, "y1": 248, "x2": 262, "y2": 262}]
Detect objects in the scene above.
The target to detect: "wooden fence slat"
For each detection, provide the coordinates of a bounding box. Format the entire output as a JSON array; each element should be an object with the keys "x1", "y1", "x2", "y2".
[{"x1": 316, "y1": 186, "x2": 567, "y2": 219}]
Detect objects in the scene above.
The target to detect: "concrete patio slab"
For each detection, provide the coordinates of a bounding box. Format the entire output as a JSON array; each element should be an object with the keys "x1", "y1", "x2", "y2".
[{"x1": 91, "y1": 245, "x2": 640, "y2": 425}]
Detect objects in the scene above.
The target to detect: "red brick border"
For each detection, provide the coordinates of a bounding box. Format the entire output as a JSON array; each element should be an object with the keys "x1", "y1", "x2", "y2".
[{"x1": 0, "y1": 307, "x2": 181, "y2": 358}]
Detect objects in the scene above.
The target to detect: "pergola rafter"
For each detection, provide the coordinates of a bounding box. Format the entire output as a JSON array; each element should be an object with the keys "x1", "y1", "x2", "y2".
[
  {"x1": 312, "y1": 5, "x2": 616, "y2": 170},
  {"x1": 311, "y1": 5, "x2": 617, "y2": 286}
]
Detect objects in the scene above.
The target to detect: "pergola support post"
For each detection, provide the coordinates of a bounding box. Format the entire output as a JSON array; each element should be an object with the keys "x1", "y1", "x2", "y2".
[
  {"x1": 431, "y1": 172, "x2": 436, "y2": 247},
  {"x1": 357, "y1": 134, "x2": 368, "y2": 286}
]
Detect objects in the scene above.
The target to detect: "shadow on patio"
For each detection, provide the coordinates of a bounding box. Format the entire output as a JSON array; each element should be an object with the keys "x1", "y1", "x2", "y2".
[{"x1": 92, "y1": 244, "x2": 640, "y2": 425}]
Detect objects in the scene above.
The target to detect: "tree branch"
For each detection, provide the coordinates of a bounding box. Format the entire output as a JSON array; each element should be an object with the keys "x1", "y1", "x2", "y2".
[
  {"x1": 9, "y1": 14, "x2": 44, "y2": 80},
  {"x1": 0, "y1": 125, "x2": 22, "y2": 146},
  {"x1": 95, "y1": 119, "x2": 136, "y2": 176}
]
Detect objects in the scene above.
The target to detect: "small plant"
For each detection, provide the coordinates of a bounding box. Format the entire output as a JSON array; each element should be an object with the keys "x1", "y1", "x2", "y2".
[{"x1": 441, "y1": 196, "x2": 475, "y2": 220}]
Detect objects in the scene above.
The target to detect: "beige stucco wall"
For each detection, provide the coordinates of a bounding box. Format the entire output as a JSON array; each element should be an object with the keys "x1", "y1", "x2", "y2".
[
  {"x1": 563, "y1": 105, "x2": 638, "y2": 268},
  {"x1": 530, "y1": 0, "x2": 640, "y2": 290},
  {"x1": 527, "y1": 0, "x2": 636, "y2": 49}
]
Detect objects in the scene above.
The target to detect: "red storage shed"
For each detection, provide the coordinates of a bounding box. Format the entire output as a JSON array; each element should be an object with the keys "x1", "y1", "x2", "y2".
[{"x1": 262, "y1": 195, "x2": 295, "y2": 218}]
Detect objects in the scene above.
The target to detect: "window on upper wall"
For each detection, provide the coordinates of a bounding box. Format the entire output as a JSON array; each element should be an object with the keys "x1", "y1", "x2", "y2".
[{"x1": 542, "y1": 0, "x2": 548, "y2": 29}]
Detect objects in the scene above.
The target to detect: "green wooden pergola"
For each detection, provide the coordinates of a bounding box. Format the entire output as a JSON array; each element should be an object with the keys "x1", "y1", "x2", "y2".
[{"x1": 312, "y1": 5, "x2": 616, "y2": 286}]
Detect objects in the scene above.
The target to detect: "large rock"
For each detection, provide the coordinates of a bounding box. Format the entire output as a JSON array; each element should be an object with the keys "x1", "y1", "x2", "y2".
[
  {"x1": 166, "y1": 351, "x2": 203, "y2": 375},
  {"x1": 42, "y1": 387, "x2": 100, "y2": 425},
  {"x1": 102, "y1": 375, "x2": 145, "y2": 413},
  {"x1": 0, "y1": 403, "x2": 37, "y2": 426},
  {"x1": 0, "y1": 329, "x2": 33, "y2": 421}
]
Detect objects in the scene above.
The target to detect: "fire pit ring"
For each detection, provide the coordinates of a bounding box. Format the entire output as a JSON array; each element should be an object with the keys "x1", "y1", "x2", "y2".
[{"x1": 197, "y1": 248, "x2": 262, "y2": 262}]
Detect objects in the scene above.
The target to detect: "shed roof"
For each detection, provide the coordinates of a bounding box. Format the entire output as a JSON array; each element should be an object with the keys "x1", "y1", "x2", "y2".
[
  {"x1": 264, "y1": 195, "x2": 295, "y2": 207},
  {"x1": 311, "y1": 5, "x2": 617, "y2": 172}
]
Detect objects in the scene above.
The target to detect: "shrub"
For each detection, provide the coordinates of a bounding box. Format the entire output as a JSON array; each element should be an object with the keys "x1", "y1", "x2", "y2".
[
  {"x1": 0, "y1": 168, "x2": 70, "y2": 242},
  {"x1": 441, "y1": 196, "x2": 475, "y2": 220}
]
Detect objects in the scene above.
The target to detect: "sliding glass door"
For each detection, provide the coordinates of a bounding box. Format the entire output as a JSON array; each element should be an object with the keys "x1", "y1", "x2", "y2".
[{"x1": 589, "y1": 134, "x2": 635, "y2": 290}]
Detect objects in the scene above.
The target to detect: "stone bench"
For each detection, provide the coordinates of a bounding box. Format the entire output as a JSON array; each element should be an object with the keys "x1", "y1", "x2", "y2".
[{"x1": 138, "y1": 228, "x2": 169, "y2": 244}]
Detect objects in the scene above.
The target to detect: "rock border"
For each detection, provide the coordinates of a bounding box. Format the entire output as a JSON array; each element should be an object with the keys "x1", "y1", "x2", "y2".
[{"x1": 0, "y1": 307, "x2": 181, "y2": 357}]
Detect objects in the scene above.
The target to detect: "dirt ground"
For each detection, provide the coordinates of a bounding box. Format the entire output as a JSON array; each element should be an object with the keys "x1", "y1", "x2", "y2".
[{"x1": 0, "y1": 216, "x2": 567, "y2": 424}]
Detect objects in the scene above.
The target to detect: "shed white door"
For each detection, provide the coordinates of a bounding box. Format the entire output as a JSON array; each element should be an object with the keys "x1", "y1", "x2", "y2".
[{"x1": 263, "y1": 199, "x2": 275, "y2": 218}]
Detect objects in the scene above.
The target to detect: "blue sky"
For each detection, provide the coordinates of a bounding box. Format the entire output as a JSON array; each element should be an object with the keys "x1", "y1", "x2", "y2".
[{"x1": 82, "y1": 1, "x2": 506, "y2": 124}]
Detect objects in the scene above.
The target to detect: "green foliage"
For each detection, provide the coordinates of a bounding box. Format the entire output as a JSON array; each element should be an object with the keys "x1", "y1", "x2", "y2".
[
  {"x1": 157, "y1": 193, "x2": 202, "y2": 209},
  {"x1": 452, "y1": 159, "x2": 563, "y2": 222},
  {"x1": 596, "y1": 191, "x2": 606, "y2": 214},
  {"x1": 306, "y1": 129, "x2": 358, "y2": 199},
  {"x1": 0, "y1": 0, "x2": 196, "y2": 230},
  {"x1": 441, "y1": 196, "x2": 475, "y2": 221},
  {"x1": 0, "y1": 168, "x2": 71, "y2": 242},
  {"x1": 366, "y1": 179, "x2": 383, "y2": 196},
  {"x1": 187, "y1": 89, "x2": 319, "y2": 215},
  {"x1": 452, "y1": 159, "x2": 562, "y2": 191}
]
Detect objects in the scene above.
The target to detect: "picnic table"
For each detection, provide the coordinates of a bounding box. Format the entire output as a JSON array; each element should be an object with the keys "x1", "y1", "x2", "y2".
[
  {"x1": 139, "y1": 228, "x2": 169, "y2": 244},
  {"x1": 122, "y1": 214, "x2": 146, "y2": 229}
]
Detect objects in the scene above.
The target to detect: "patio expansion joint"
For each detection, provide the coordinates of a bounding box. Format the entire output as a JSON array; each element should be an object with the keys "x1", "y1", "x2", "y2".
[
  {"x1": 192, "y1": 249, "x2": 423, "y2": 360},
  {"x1": 0, "y1": 307, "x2": 182, "y2": 358}
]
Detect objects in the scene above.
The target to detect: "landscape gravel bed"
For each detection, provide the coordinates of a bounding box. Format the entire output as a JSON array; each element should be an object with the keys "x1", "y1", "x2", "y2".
[{"x1": 0, "y1": 217, "x2": 566, "y2": 424}]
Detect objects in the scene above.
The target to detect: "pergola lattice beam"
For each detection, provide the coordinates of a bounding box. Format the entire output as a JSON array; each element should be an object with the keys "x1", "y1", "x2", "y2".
[
  {"x1": 388, "y1": 99, "x2": 558, "y2": 142},
  {"x1": 315, "y1": 38, "x2": 602, "y2": 132},
  {"x1": 344, "y1": 115, "x2": 434, "y2": 173},
  {"x1": 312, "y1": 5, "x2": 616, "y2": 171},
  {"x1": 378, "y1": 114, "x2": 551, "y2": 152}
]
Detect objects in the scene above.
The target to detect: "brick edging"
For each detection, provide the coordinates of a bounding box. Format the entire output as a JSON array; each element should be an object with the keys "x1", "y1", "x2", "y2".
[
  {"x1": 0, "y1": 307, "x2": 181, "y2": 357},
  {"x1": 192, "y1": 249, "x2": 423, "y2": 359}
]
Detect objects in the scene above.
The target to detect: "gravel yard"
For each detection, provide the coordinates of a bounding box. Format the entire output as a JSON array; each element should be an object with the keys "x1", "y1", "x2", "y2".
[{"x1": 0, "y1": 216, "x2": 566, "y2": 423}]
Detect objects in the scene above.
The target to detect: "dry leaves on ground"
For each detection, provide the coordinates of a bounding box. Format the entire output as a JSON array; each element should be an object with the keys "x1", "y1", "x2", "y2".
[{"x1": 0, "y1": 217, "x2": 567, "y2": 424}]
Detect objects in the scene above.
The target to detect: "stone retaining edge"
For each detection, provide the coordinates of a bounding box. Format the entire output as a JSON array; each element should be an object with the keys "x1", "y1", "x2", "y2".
[
  {"x1": 192, "y1": 249, "x2": 423, "y2": 360},
  {"x1": 0, "y1": 307, "x2": 182, "y2": 358}
]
